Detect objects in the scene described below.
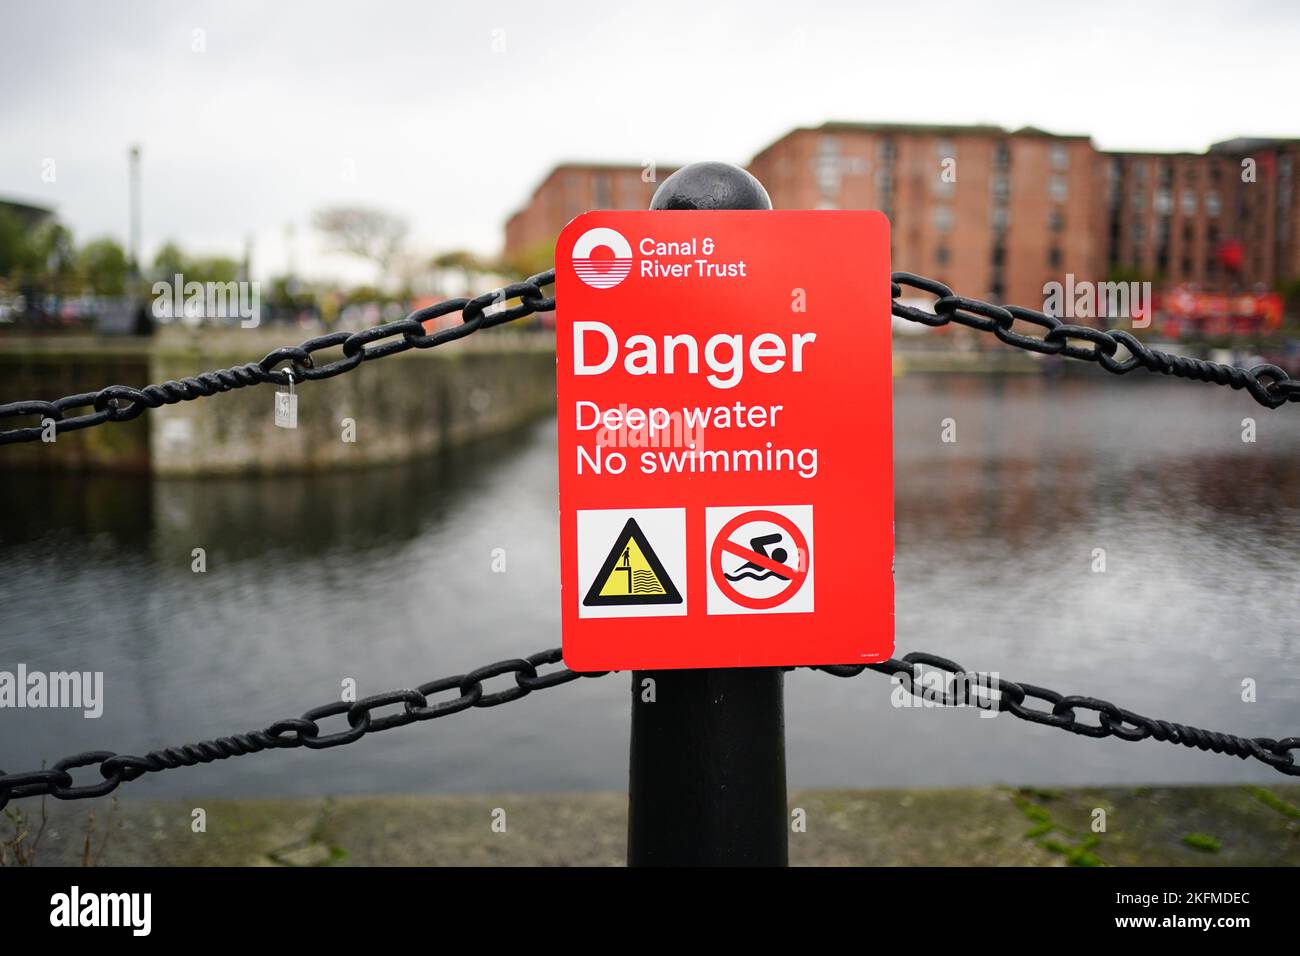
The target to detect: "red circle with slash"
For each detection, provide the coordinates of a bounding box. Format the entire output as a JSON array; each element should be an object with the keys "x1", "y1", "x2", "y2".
[{"x1": 710, "y1": 510, "x2": 810, "y2": 611}]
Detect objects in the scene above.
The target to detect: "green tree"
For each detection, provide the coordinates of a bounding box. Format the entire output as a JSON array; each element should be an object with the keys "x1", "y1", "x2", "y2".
[
  {"x1": 0, "y1": 208, "x2": 35, "y2": 281},
  {"x1": 28, "y1": 221, "x2": 77, "y2": 293},
  {"x1": 186, "y1": 255, "x2": 241, "y2": 284},
  {"x1": 502, "y1": 237, "x2": 556, "y2": 281},
  {"x1": 150, "y1": 242, "x2": 241, "y2": 285},
  {"x1": 77, "y1": 238, "x2": 130, "y2": 296},
  {"x1": 266, "y1": 275, "x2": 301, "y2": 313},
  {"x1": 343, "y1": 284, "x2": 384, "y2": 305},
  {"x1": 152, "y1": 240, "x2": 187, "y2": 280}
]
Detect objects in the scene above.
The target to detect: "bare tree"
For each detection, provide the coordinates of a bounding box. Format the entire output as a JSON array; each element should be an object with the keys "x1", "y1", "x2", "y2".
[{"x1": 313, "y1": 205, "x2": 409, "y2": 286}]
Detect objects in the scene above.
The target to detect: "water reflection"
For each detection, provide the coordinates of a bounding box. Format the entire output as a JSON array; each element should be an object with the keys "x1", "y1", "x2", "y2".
[{"x1": 1, "y1": 373, "x2": 1298, "y2": 797}]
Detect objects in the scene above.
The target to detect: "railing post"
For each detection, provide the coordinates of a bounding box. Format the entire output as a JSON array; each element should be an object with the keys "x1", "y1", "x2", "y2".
[{"x1": 627, "y1": 161, "x2": 788, "y2": 867}]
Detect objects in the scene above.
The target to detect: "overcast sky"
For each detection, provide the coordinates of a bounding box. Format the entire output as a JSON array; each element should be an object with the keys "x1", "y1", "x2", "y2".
[{"x1": 2, "y1": 0, "x2": 1296, "y2": 283}]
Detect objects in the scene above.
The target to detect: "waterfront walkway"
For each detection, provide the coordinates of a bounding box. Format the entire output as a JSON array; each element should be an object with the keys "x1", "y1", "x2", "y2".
[{"x1": 11, "y1": 785, "x2": 1299, "y2": 867}]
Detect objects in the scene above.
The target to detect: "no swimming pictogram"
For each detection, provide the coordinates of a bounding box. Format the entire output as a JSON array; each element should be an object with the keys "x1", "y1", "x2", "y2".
[{"x1": 707, "y1": 506, "x2": 813, "y2": 614}]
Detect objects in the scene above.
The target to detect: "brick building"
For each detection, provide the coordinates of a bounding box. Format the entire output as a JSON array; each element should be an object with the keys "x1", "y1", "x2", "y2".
[
  {"x1": 504, "y1": 127, "x2": 1299, "y2": 313},
  {"x1": 748, "y1": 122, "x2": 1103, "y2": 308},
  {"x1": 503, "y1": 163, "x2": 677, "y2": 271},
  {"x1": 1101, "y1": 140, "x2": 1299, "y2": 293}
]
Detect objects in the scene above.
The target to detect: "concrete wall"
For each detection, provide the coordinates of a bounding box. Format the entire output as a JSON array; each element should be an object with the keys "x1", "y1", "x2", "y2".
[
  {"x1": 0, "y1": 341, "x2": 152, "y2": 472},
  {"x1": 0, "y1": 334, "x2": 556, "y2": 476}
]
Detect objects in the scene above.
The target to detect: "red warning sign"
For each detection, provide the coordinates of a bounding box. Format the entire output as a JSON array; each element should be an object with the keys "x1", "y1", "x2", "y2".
[{"x1": 557, "y1": 210, "x2": 894, "y2": 670}]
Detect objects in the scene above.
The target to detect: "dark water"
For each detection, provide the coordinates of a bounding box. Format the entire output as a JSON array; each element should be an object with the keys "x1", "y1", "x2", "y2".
[{"x1": 2, "y1": 372, "x2": 1298, "y2": 799}]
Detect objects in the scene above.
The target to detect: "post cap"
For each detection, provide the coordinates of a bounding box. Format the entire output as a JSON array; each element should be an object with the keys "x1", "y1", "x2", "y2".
[{"x1": 649, "y1": 161, "x2": 772, "y2": 211}]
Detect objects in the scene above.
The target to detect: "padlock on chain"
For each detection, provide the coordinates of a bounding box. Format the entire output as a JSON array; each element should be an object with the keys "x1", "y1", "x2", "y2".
[{"x1": 275, "y1": 368, "x2": 298, "y2": 429}]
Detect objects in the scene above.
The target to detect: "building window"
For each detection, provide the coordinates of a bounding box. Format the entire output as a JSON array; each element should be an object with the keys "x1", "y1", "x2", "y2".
[
  {"x1": 936, "y1": 138, "x2": 955, "y2": 160},
  {"x1": 1048, "y1": 247, "x2": 1062, "y2": 268},
  {"x1": 1181, "y1": 257, "x2": 1192, "y2": 276},
  {"x1": 994, "y1": 141, "x2": 1010, "y2": 169},
  {"x1": 1154, "y1": 188, "x2": 1173, "y2": 216},
  {"x1": 879, "y1": 139, "x2": 895, "y2": 162},
  {"x1": 1131, "y1": 222, "x2": 1145, "y2": 243},
  {"x1": 1181, "y1": 190, "x2": 1197, "y2": 215},
  {"x1": 594, "y1": 174, "x2": 612, "y2": 209},
  {"x1": 1205, "y1": 191, "x2": 1221, "y2": 217},
  {"x1": 992, "y1": 208, "x2": 1009, "y2": 232},
  {"x1": 816, "y1": 166, "x2": 840, "y2": 195},
  {"x1": 815, "y1": 136, "x2": 842, "y2": 196},
  {"x1": 1049, "y1": 209, "x2": 1064, "y2": 233},
  {"x1": 1049, "y1": 175, "x2": 1068, "y2": 203},
  {"x1": 935, "y1": 246, "x2": 950, "y2": 266},
  {"x1": 933, "y1": 178, "x2": 955, "y2": 198},
  {"x1": 1050, "y1": 144, "x2": 1069, "y2": 170},
  {"x1": 1130, "y1": 191, "x2": 1144, "y2": 211},
  {"x1": 992, "y1": 173, "x2": 1010, "y2": 203},
  {"x1": 933, "y1": 206, "x2": 953, "y2": 232}
]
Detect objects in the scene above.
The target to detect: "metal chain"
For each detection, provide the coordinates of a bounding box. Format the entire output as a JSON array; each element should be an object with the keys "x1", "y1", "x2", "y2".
[
  {"x1": 3, "y1": 646, "x2": 1295, "y2": 810},
  {"x1": 811, "y1": 651, "x2": 1300, "y2": 776},
  {"x1": 3, "y1": 266, "x2": 1296, "y2": 445},
  {"x1": 0, "y1": 270, "x2": 556, "y2": 445},
  {"x1": 0, "y1": 648, "x2": 605, "y2": 811},
  {"x1": 2, "y1": 262, "x2": 1297, "y2": 800},
  {"x1": 891, "y1": 272, "x2": 1300, "y2": 409}
]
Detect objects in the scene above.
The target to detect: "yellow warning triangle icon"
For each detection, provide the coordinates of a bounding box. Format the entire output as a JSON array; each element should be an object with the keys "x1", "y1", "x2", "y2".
[{"x1": 583, "y1": 518, "x2": 682, "y2": 607}]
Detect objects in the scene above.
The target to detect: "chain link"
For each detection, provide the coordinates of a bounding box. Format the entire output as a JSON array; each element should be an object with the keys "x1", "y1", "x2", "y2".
[
  {"x1": 3, "y1": 646, "x2": 1296, "y2": 810},
  {"x1": 0, "y1": 270, "x2": 556, "y2": 445},
  {"x1": 891, "y1": 272, "x2": 1300, "y2": 408},
  {"x1": 4, "y1": 266, "x2": 1297, "y2": 444}
]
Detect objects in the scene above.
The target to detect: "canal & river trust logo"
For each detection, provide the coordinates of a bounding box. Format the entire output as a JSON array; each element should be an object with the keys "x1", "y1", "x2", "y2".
[{"x1": 571, "y1": 227, "x2": 633, "y2": 289}]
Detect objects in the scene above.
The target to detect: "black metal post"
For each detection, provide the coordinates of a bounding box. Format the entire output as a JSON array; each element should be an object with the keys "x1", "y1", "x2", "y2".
[{"x1": 627, "y1": 162, "x2": 788, "y2": 867}]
